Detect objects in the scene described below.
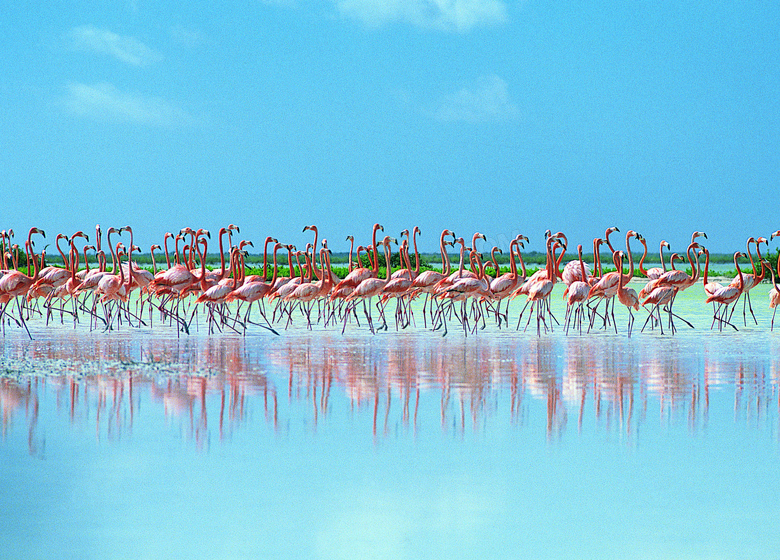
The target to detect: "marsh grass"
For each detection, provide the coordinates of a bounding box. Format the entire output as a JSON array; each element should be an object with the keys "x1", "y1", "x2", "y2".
[{"x1": 12, "y1": 248, "x2": 775, "y2": 282}]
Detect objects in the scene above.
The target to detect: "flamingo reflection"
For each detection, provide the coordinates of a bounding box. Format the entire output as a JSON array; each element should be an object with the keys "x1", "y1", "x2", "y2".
[{"x1": 1, "y1": 329, "x2": 778, "y2": 444}]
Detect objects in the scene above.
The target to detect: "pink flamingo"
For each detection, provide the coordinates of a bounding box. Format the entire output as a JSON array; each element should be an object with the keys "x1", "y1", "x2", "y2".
[
  {"x1": 640, "y1": 285, "x2": 677, "y2": 334},
  {"x1": 490, "y1": 235, "x2": 528, "y2": 327},
  {"x1": 614, "y1": 250, "x2": 640, "y2": 336},
  {"x1": 391, "y1": 226, "x2": 421, "y2": 280},
  {"x1": 521, "y1": 239, "x2": 557, "y2": 335},
  {"x1": 512, "y1": 234, "x2": 563, "y2": 334},
  {"x1": 226, "y1": 242, "x2": 282, "y2": 334},
  {"x1": 46, "y1": 244, "x2": 84, "y2": 324},
  {"x1": 699, "y1": 247, "x2": 721, "y2": 298},
  {"x1": 408, "y1": 229, "x2": 455, "y2": 326},
  {"x1": 587, "y1": 230, "x2": 641, "y2": 331},
  {"x1": 706, "y1": 251, "x2": 747, "y2": 331},
  {"x1": 638, "y1": 238, "x2": 671, "y2": 280},
  {"x1": 0, "y1": 228, "x2": 45, "y2": 337},
  {"x1": 283, "y1": 247, "x2": 334, "y2": 329},
  {"x1": 0, "y1": 228, "x2": 45, "y2": 298},
  {"x1": 766, "y1": 230, "x2": 780, "y2": 329},
  {"x1": 243, "y1": 236, "x2": 276, "y2": 283},
  {"x1": 342, "y1": 236, "x2": 395, "y2": 334},
  {"x1": 728, "y1": 236, "x2": 768, "y2": 326},
  {"x1": 562, "y1": 244, "x2": 590, "y2": 334},
  {"x1": 432, "y1": 236, "x2": 472, "y2": 297},
  {"x1": 28, "y1": 233, "x2": 73, "y2": 298},
  {"x1": 441, "y1": 249, "x2": 495, "y2": 334},
  {"x1": 332, "y1": 223, "x2": 383, "y2": 295},
  {"x1": 511, "y1": 231, "x2": 566, "y2": 298},
  {"x1": 380, "y1": 243, "x2": 418, "y2": 330},
  {"x1": 433, "y1": 232, "x2": 486, "y2": 298}
]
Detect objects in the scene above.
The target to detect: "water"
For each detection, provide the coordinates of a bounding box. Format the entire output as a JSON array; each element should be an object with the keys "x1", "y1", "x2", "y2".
[{"x1": 1, "y1": 286, "x2": 779, "y2": 559}]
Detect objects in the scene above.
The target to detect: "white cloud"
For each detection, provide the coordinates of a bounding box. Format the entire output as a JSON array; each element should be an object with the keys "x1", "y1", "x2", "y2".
[
  {"x1": 68, "y1": 25, "x2": 162, "y2": 67},
  {"x1": 434, "y1": 75, "x2": 519, "y2": 123},
  {"x1": 333, "y1": 0, "x2": 507, "y2": 31},
  {"x1": 63, "y1": 82, "x2": 195, "y2": 128}
]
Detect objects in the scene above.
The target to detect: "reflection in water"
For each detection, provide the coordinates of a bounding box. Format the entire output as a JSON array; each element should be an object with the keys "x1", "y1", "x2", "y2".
[{"x1": 1, "y1": 329, "x2": 779, "y2": 447}]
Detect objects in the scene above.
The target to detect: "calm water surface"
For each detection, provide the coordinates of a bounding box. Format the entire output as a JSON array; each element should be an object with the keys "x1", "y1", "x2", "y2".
[{"x1": 1, "y1": 287, "x2": 779, "y2": 560}]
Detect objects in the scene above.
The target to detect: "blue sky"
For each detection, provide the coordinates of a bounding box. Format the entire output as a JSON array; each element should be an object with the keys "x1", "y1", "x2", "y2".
[{"x1": 2, "y1": 0, "x2": 779, "y2": 255}]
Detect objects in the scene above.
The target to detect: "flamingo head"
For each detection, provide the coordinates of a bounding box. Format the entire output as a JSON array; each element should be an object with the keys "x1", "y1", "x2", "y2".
[
  {"x1": 552, "y1": 231, "x2": 568, "y2": 246},
  {"x1": 71, "y1": 230, "x2": 89, "y2": 242}
]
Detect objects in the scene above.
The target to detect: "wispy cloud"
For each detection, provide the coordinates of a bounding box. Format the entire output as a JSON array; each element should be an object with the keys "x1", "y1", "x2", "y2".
[
  {"x1": 332, "y1": 0, "x2": 507, "y2": 32},
  {"x1": 68, "y1": 25, "x2": 162, "y2": 67},
  {"x1": 434, "y1": 75, "x2": 519, "y2": 123},
  {"x1": 63, "y1": 82, "x2": 195, "y2": 127}
]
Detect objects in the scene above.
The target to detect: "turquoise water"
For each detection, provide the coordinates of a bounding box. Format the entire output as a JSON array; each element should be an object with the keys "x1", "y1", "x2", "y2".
[{"x1": 1, "y1": 286, "x2": 779, "y2": 559}]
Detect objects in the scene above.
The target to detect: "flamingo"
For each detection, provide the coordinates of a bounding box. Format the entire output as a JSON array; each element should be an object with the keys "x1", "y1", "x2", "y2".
[
  {"x1": 563, "y1": 244, "x2": 590, "y2": 334},
  {"x1": 226, "y1": 242, "x2": 282, "y2": 333},
  {"x1": 150, "y1": 229, "x2": 208, "y2": 296},
  {"x1": 513, "y1": 233, "x2": 563, "y2": 335},
  {"x1": 28, "y1": 233, "x2": 74, "y2": 298},
  {"x1": 614, "y1": 251, "x2": 640, "y2": 336},
  {"x1": 391, "y1": 226, "x2": 421, "y2": 280},
  {"x1": 203, "y1": 225, "x2": 238, "y2": 284},
  {"x1": 266, "y1": 244, "x2": 298, "y2": 297},
  {"x1": 342, "y1": 236, "x2": 395, "y2": 334},
  {"x1": 76, "y1": 244, "x2": 95, "y2": 282},
  {"x1": 39, "y1": 231, "x2": 89, "y2": 303},
  {"x1": 766, "y1": 230, "x2": 780, "y2": 329},
  {"x1": 380, "y1": 242, "x2": 418, "y2": 330},
  {"x1": 490, "y1": 235, "x2": 528, "y2": 327},
  {"x1": 408, "y1": 229, "x2": 455, "y2": 326},
  {"x1": 269, "y1": 247, "x2": 308, "y2": 305},
  {"x1": 0, "y1": 228, "x2": 45, "y2": 298},
  {"x1": 441, "y1": 249, "x2": 495, "y2": 334},
  {"x1": 0, "y1": 228, "x2": 45, "y2": 337},
  {"x1": 699, "y1": 247, "x2": 722, "y2": 298},
  {"x1": 728, "y1": 236, "x2": 768, "y2": 326},
  {"x1": 522, "y1": 242, "x2": 556, "y2": 336},
  {"x1": 284, "y1": 247, "x2": 334, "y2": 329},
  {"x1": 46, "y1": 245, "x2": 84, "y2": 325},
  {"x1": 640, "y1": 285, "x2": 677, "y2": 334},
  {"x1": 243, "y1": 236, "x2": 276, "y2": 283},
  {"x1": 432, "y1": 236, "x2": 474, "y2": 297},
  {"x1": 638, "y1": 238, "x2": 671, "y2": 280},
  {"x1": 706, "y1": 252, "x2": 747, "y2": 331},
  {"x1": 511, "y1": 231, "x2": 566, "y2": 298},
  {"x1": 194, "y1": 247, "x2": 245, "y2": 333},
  {"x1": 587, "y1": 230, "x2": 641, "y2": 332},
  {"x1": 332, "y1": 223, "x2": 383, "y2": 295}
]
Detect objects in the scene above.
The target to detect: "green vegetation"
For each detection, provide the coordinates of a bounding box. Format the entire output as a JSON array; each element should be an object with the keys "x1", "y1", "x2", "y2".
[{"x1": 8, "y1": 248, "x2": 778, "y2": 282}]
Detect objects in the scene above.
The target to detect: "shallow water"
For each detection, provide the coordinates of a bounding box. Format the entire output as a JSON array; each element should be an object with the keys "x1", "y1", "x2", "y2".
[{"x1": 1, "y1": 286, "x2": 779, "y2": 560}]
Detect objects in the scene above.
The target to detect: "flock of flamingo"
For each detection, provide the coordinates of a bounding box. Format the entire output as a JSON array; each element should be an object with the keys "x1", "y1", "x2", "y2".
[{"x1": 1, "y1": 223, "x2": 780, "y2": 338}]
